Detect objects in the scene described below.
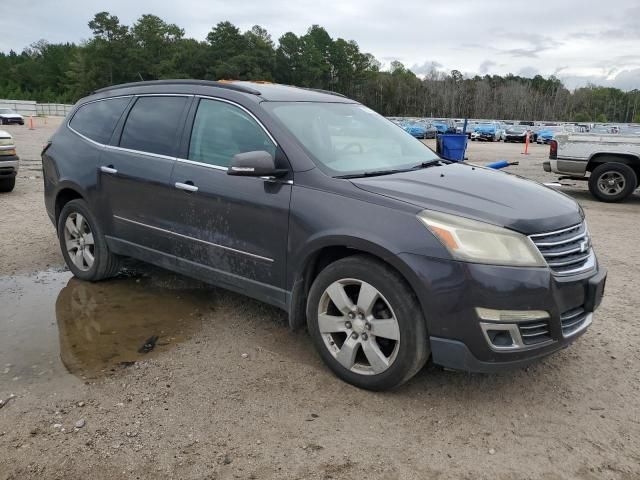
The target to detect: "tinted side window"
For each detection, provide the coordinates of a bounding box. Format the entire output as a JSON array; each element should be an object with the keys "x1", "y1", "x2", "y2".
[
  {"x1": 120, "y1": 96, "x2": 188, "y2": 157},
  {"x1": 69, "y1": 97, "x2": 130, "y2": 144},
  {"x1": 189, "y1": 99, "x2": 276, "y2": 168}
]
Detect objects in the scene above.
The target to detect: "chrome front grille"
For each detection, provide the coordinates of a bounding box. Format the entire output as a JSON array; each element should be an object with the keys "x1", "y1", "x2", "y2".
[
  {"x1": 529, "y1": 222, "x2": 594, "y2": 275},
  {"x1": 561, "y1": 307, "x2": 590, "y2": 336},
  {"x1": 518, "y1": 319, "x2": 552, "y2": 345}
]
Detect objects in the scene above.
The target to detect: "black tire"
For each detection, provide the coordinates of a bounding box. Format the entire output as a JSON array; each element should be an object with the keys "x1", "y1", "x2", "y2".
[
  {"x1": 306, "y1": 255, "x2": 429, "y2": 391},
  {"x1": 588, "y1": 162, "x2": 637, "y2": 203},
  {"x1": 57, "y1": 199, "x2": 121, "y2": 281},
  {"x1": 0, "y1": 177, "x2": 15, "y2": 192}
]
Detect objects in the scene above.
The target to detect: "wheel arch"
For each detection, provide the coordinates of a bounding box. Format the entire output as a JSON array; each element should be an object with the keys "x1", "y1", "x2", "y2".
[
  {"x1": 587, "y1": 153, "x2": 640, "y2": 176},
  {"x1": 287, "y1": 237, "x2": 427, "y2": 331},
  {"x1": 54, "y1": 184, "x2": 87, "y2": 225}
]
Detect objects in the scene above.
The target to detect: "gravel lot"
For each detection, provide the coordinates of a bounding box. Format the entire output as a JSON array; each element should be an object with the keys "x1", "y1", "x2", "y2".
[{"x1": 1, "y1": 117, "x2": 639, "y2": 479}]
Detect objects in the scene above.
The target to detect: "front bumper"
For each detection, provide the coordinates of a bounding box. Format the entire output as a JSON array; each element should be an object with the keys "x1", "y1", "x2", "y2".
[
  {"x1": 506, "y1": 135, "x2": 526, "y2": 142},
  {"x1": 475, "y1": 132, "x2": 496, "y2": 140},
  {"x1": 0, "y1": 117, "x2": 24, "y2": 125},
  {"x1": 0, "y1": 156, "x2": 19, "y2": 177},
  {"x1": 398, "y1": 253, "x2": 606, "y2": 372}
]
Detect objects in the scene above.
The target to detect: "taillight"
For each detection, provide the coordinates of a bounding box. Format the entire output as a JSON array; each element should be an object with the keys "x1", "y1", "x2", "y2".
[{"x1": 549, "y1": 140, "x2": 558, "y2": 159}]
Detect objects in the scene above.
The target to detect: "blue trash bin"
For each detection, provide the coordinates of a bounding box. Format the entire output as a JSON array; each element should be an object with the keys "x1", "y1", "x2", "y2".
[{"x1": 438, "y1": 134, "x2": 467, "y2": 162}]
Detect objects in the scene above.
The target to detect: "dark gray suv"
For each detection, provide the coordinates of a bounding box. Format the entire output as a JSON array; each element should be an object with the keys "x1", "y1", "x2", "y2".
[{"x1": 43, "y1": 80, "x2": 606, "y2": 390}]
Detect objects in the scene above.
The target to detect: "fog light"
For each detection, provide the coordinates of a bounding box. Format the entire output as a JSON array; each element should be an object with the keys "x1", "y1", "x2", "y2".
[
  {"x1": 476, "y1": 308, "x2": 549, "y2": 322},
  {"x1": 486, "y1": 329, "x2": 514, "y2": 347}
]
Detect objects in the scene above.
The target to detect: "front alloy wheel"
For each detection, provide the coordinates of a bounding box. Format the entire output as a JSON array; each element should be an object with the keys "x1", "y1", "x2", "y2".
[
  {"x1": 307, "y1": 255, "x2": 429, "y2": 390},
  {"x1": 318, "y1": 279, "x2": 400, "y2": 375}
]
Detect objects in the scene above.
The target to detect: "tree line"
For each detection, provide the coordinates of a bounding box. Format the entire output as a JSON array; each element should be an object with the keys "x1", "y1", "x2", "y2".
[{"x1": 1, "y1": 11, "x2": 639, "y2": 123}]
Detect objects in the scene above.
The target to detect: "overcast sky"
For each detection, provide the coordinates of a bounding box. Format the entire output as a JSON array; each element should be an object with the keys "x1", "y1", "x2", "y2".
[{"x1": 2, "y1": 0, "x2": 639, "y2": 90}]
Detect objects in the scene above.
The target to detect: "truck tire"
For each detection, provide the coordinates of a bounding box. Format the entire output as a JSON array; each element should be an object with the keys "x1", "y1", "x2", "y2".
[
  {"x1": 588, "y1": 162, "x2": 637, "y2": 202},
  {"x1": 0, "y1": 177, "x2": 15, "y2": 192}
]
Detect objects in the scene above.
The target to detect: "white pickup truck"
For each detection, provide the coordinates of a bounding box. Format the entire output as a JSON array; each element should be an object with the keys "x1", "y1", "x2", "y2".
[
  {"x1": 0, "y1": 129, "x2": 19, "y2": 192},
  {"x1": 544, "y1": 133, "x2": 640, "y2": 202}
]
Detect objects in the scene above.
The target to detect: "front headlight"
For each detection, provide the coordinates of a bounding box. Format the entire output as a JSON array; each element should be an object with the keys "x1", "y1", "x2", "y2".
[{"x1": 417, "y1": 210, "x2": 546, "y2": 267}]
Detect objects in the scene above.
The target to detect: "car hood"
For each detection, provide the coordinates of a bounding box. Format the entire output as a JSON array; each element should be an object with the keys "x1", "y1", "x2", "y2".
[
  {"x1": 350, "y1": 163, "x2": 582, "y2": 234},
  {"x1": 0, "y1": 113, "x2": 22, "y2": 118}
]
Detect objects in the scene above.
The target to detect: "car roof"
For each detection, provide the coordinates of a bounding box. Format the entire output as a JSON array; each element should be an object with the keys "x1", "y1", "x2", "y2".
[{"x1": 91, "y1": 79, "x2": 355, "y2": 104}]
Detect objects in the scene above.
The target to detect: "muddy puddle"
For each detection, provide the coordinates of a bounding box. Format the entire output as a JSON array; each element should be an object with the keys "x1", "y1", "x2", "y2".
[{"x1": 0, "y1": 267, "x2": 216, "y2": 384}]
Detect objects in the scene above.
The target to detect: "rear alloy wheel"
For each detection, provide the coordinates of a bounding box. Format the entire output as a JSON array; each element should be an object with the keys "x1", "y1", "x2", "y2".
[
  {"x1": 588, "y1": 162, "x2": 637, "y2": 202},
  {"x1": 307, "y1": 255, "x2": 429, "y2": 390},
  {"x1": 63, "y1": 212, "x2": 95, "y2": 272},
  {"x1": 58, "y1": 199, "x2": 122, "y2": 281}
]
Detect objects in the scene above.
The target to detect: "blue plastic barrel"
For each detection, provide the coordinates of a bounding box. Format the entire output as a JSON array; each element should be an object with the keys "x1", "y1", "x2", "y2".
[{"x1": 438, "y1": 134, "x2": 467, "y2": 161}]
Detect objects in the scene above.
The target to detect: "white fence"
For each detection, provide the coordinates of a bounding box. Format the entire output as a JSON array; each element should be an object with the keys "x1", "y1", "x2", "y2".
[
  {"x1": 0, "y1": 99, "x2": 73, "y2": 117},
  {"x1": 36, "y1": 103, "x2": 74, "y2": 117},
  {"x1": 0, "y1": 99, "x2": 37, "y2": 116}
]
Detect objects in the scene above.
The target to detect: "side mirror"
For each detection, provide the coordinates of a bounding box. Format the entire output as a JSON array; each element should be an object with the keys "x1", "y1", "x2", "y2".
[{"x1": 227, "y1": 151, "x2": 288, "y2": 178}]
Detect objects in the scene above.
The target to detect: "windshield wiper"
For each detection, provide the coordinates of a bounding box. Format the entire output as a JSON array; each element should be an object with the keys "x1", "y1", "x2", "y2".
[
  {"x1": 335, "y1": 168, "x2": 412, "y2": 179},
  {"x1": 336, "y1": 160, "x2": 447, "y2": 179},
  {"x1": 411, "y1": 159, "x2": 446, "y2": 169}
]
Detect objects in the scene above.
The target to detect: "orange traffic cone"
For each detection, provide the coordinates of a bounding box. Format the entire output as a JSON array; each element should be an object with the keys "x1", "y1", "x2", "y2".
[
  {"x1": 521, "y1": 131, "x2": 530, "y2": 155},
  {"x1": 28, "y1": 116, "x2": 35, "y2": 130}
]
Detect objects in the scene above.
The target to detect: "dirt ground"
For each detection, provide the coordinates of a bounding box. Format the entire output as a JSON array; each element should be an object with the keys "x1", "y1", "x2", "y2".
[{"x1": 1, "y1": 117, "x2": 639, "y2": 480}]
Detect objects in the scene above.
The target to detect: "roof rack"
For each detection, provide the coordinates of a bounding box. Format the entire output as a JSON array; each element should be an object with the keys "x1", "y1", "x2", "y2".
[
  {"x1": 302, "y1": 87, "x2": 347, "y2": 98},
  {"x1": 93, "y1": 79, "x2": 262, "y2": 96}
]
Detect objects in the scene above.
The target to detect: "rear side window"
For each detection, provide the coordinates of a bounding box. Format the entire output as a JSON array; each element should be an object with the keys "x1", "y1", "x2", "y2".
[
  {"x1": 119, "y1": 96, "x2": 188, "y2": 157},
  {"x1": 188, "y1": 99, "x2": 276, "y2": 168},
  {"x1": 69, "y1": 97, "x2": 130, "y2": 144}
]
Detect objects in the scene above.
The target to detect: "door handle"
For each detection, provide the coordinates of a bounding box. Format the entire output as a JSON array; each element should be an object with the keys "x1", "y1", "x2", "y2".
[
  {"x1": 175, "y1": 181, "x2": 198, "y2": 193},
  {"x1": 100, "y1": 165, "x2": 118, "y2": 175}
]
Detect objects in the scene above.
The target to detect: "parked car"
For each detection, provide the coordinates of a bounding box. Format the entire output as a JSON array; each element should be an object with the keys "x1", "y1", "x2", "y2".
[
  {"x1": 43, "y1": 80, "x2": 606, "y2": 390},
  {"x1": 589, "y1": 125, "x2": 614, "y2": 134},
  {"x1": 471, "y1": 122, "x2": 502, "y2": 141},
  {"x1": 455, "y1": 121, "x2": 477, "y2": 138},
  {"x1": 536, "y1": 125, "x2": 565, "y2": 144},
  {"x1": 545, "y1": 132, "x2": 640, "y2": 202},
  {"x1": 420, "y1": 122, "x2": 438, "y2": 139},
  {"x1": 504, "y1": 126, "x2": 530, "y2": 143},
  {"x1": 0, "y1": 129, "x2": 19, "y2": 192},
  {"x1": 431, "y1": 119, "x2": 457, "y2": 134},
  {"x1": 618, "y1": 126, "x2": 640, "y2": 136},
  {"x1": 0, "y1": 108, "x2": 25, "y2": 125},
  {"x1": 401, "y1": 122, "x2": 428, "y2": 139}
]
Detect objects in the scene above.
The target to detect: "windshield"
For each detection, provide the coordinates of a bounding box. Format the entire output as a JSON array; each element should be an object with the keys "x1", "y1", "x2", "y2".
[
  {"x1": 508, "y1": 126, "x2": 526, "y2": 132},
  {"x1": 265, "y1": 102, "x2": 440, "y2": 176}
]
